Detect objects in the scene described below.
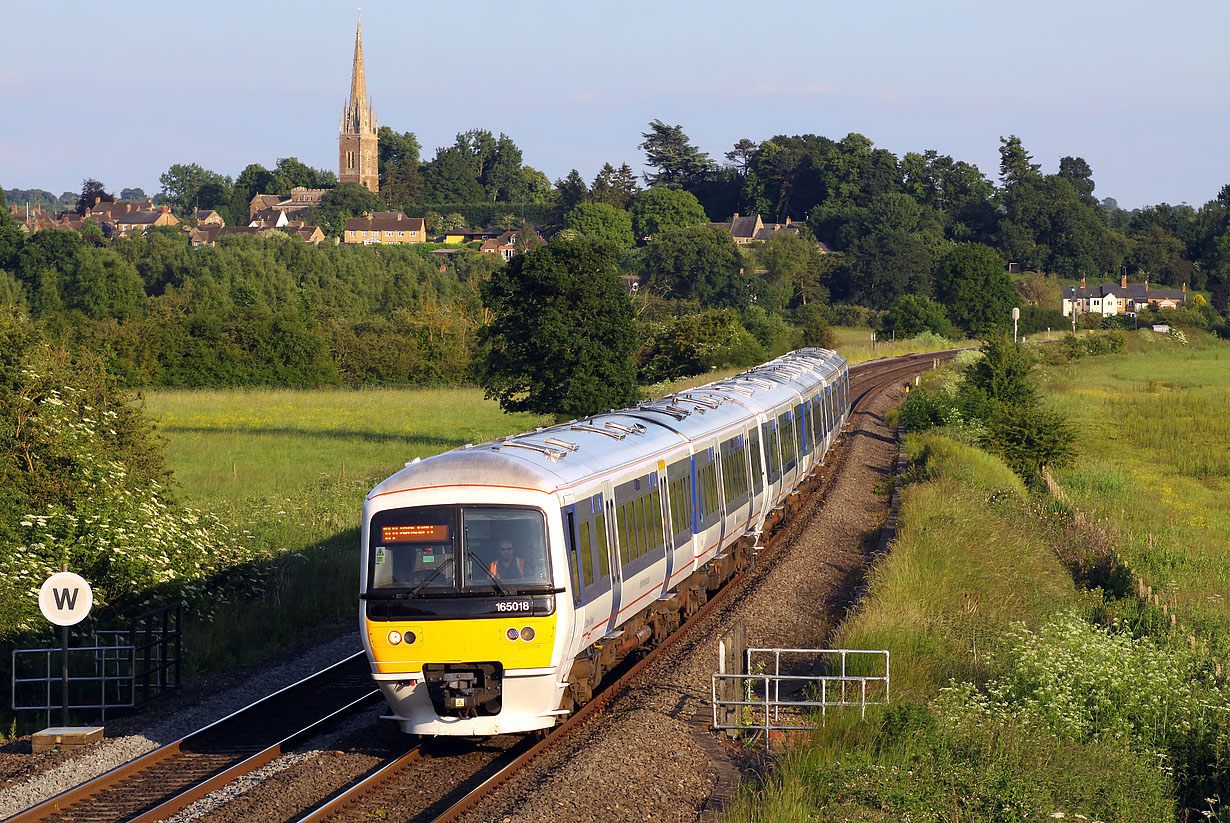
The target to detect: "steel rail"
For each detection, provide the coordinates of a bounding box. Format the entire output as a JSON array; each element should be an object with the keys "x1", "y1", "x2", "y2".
[
  {"x1": 288, "y1": 745, "x2": 425, "y2": 823},
  {"x1": 6, "y1": 653, "x2": 378, "y2": 823}
]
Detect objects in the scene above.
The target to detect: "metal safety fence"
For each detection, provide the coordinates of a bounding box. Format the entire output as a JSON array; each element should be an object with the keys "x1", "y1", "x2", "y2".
[
  {"x1": 11, "y1": 602, "x2": 181, "y2": 725},
  {"x1": 711, "y1": 647, "x2": 889, "y2": 750}
]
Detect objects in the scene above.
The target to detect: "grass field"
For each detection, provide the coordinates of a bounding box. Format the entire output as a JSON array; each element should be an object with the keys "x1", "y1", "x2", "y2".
[
  {"x1": 1045, "y1": 330, "x2": 1230, "y2": 643},
  {"x1": 144, "y1": 386, "x2": 555, "y2": 505}
]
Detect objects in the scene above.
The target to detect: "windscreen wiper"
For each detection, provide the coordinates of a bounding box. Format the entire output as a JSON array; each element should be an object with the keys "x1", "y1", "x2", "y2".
[
  {"x1": 407, "y1": 557, "x2": 455, "y2": 599},
  {"x1": 466, "y1": 548, "x2": 510, "y2": 595}
]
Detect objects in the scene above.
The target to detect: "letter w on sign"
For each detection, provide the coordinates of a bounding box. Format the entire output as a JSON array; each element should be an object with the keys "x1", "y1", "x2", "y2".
[{"x1": 52, "y1": 587, "x2": 79, "y2": 611}]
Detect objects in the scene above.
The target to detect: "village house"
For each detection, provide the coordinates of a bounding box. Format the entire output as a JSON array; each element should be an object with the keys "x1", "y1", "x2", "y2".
[
  {"x1": 247, "y1": 187, "x2": 327, "y2": 222},
  {"x1": 709, "y1": 213, "x2": 803, "y2": 245},
  {"x1": 194, "y1": 209, "x2": 225, "y2": 226},
  {"x1": 110, "y1": 205, "x2": 180, "y2": 236},
  {"x1": 343, "y1": 211, "x2": 426, "y2": 245},
  {"x1": 479, "y1": 225, "x2": 547, "y2": 260},
  {"x1": 1062, "y1": 273, "x2": 1188, "y2": 317}
]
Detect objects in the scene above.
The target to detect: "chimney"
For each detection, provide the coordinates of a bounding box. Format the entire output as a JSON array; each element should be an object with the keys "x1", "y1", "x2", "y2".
[
  {"x1": 1121, "y1": 272, "x2": 1127, "y2": 289},
  {"x1": 397, "y1": 212, "x2": 403, "y2": 221},
  {"x1": 1145, "y1": 278, "x2": 1149, "y2": 290},
  {"x1": 1183, "y1": 283, "x2": 1187, "y2": 293},
  {"x1": 161, "y1": 205, "x2": 169, "y2": 214},
  {"x1": 1080, "y1": 276, "x2": 1085, "y2": 288},
  {"x1": 94, "y1": 196, "x2": 102, "y2": 206}
]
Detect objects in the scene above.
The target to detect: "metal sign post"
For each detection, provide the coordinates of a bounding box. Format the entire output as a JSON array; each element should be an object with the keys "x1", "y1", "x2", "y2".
[
  {"x1": 1012, "y1": 307, "x2": 1020, "y2": 343},
  {"x1": 38, "y1": 570, "x2": 93, "y2": 727}
]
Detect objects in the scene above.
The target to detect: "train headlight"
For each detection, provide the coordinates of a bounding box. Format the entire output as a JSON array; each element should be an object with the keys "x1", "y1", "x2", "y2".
[
  {"x1": 387, "y1": 630, "x2": 402, "y2": 645},
  {"x1": 506, "y1": 627, "x2": 520, "y2": 641},
  {"x1": 520, "y1": 626, "x2": 536, "y2": 641}
]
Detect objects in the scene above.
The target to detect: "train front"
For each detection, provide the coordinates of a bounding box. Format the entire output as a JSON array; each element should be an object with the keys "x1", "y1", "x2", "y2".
[{"x1": 360, "y1": 463, "x2": 568, "y2": 736}]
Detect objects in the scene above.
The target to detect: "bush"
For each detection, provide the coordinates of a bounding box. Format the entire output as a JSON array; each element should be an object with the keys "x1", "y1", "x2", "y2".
[
  {"x1": 636, "y1": 309, "x2": 765, "y2": 383},
  {"x1": 980, "y1": 402, "x2": 1077, "y2": 486}
]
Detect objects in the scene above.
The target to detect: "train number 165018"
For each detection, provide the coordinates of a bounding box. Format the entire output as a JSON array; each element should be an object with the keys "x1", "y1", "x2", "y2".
[{"x1": 495, "y1": 600, "x2": 532, "y2": 612}]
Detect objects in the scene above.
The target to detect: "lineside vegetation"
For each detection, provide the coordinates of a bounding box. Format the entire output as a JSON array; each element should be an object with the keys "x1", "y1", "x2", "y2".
[{"x1": 725, "y1": 329, "x2": 1230, "y2": 821}]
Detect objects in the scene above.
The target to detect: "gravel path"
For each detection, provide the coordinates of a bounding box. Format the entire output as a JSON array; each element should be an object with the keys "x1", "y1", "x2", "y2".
[{"x1": 0, "y1": 380, "x2": 905, "y2": 823}]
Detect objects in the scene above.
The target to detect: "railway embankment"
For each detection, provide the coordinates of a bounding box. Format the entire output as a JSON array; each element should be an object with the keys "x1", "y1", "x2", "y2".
[{"x1": 723, "y1": 330, "x2": 1230, "y2": 821}]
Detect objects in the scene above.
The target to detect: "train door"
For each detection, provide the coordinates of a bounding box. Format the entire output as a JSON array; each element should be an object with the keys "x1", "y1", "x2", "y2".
[
  {"x1": 602, "y1": 486, "x2": 621, "y2": 637},
  {"x1": 665, "y1": 454, "x2": 696, "y2": 587},
  {"x1": 563, "y1": 492, "x2": 616, "y2": 648},
  {"x1": 656, "y1": 463, "x2": 675, "y2": 599}
]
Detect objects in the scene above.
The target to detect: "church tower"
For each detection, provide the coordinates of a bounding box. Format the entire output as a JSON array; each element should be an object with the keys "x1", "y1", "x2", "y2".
[{"x1": 339, "y1": 15, "x2": 379, "y2": 193}]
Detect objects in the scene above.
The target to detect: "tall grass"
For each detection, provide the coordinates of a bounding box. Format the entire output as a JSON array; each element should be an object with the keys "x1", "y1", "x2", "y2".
[
  {"x1": 1047, "y1": 332, "x2": 1230, "y2": 645},
  {"x1": 722, "y1": 432, "x2": 1202, "y2": 821}
]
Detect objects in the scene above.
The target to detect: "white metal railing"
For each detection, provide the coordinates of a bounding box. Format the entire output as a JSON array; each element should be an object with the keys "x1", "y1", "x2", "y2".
[{"x1": 711, "y1": 647, "x2": 889, "y2": 749}]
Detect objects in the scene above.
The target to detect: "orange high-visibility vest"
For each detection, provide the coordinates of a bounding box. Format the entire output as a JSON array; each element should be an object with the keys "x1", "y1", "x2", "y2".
[{"x1": 490, "y1": 557, "x2": 524, "y2": 576}]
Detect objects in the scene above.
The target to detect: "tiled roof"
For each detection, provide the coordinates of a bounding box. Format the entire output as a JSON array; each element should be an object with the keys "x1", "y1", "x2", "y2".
[{"x1": 345, "y1": 212, "x2": 425, "y2": 232}]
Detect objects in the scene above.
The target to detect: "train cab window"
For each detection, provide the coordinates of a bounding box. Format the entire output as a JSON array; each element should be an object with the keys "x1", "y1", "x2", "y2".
[
  {"x1": 462, "y1": 507, "x2": 551, "y2": 589},
  {"x1": 369, "y1": 506, "x2": 456, "y2": 591}
]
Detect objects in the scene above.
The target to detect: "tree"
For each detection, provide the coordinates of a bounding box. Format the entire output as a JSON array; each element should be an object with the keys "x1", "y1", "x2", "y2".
[
  {"x1": 636, "y1": 309, "x2": 764, "y2": 382},
  {"x1": 563, "y1": 203, "x2": 634, "y2": 249},
  {"x1": 119, "y1": 187, "x2": 147, "y2": 201},
  {"x1": 77, "y1": 178, "x2": 114, "y2": 215},
  {"x1": 628, "y1": 187, "x2": 707, "y2": 241},
  {"x1": 998, "y1": 135, "x2": 1041, "y2": 188},
  {"x1": 550, "y1": 170, "x2": 588, "y2": 223},
  {"x1": 423, "y1": 146, "x2": 485, "y2": 202},
  {"x1": 726, "y1": 138, "x2": 759, "y2": 175},
  {"x1": 274, "y1": 157, "x2": 327, "y2": 191},
  {"x1": 934, "y1": 243, "x2": 1016, "y2": 336},
  {"x1": 882, "y1": 294, "x2": 957, "y2": 339},
  {"x1": 964, "y1": 331, "x2": 1037, "y2": 408},
  {"x1": 378, "y1": 126, "x2": 424, "y2": 205},
  {"x1": 159, "y1": 163, "x2": 231, "y2": 216},
  {"x1": 639, "y1": 120, "x2": 715, "y2": 189},
  {"x1": 640, "y1": 225, "x2": 747, "y2": 307},
  {"x1": 1058, "y1": 156, "x2": 1096, "y2": 206},
  {"x1": 476, "y1": 238, "x2": 637, "y2": 416}
]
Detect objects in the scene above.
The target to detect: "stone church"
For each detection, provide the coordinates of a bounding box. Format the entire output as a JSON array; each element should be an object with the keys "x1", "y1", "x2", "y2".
[{"x1": 339, "y1": 17, "x2": 379, "y2": 194}]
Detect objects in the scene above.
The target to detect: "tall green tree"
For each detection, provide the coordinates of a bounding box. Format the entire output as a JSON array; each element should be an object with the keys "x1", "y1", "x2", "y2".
[
  {"x1": 934, "y1": 243, "x2": 1016, "y2": 336},
  {"x1": 378, "y1": 126, "x2": 424, "y2": 206},
  {"x1": 628, "y1": 187, "x2": 707, "y2": 241},
  {"x1": 477, "y1": 238, "x2": 637, "y2": 416},
  {"x1": 76, "y1": 178, "x2": 114, "y2": 215},
  {"x1": 998, "y1": 135, "x2": 1041, "y2": 188},
  {"x1": 639, "y1": 120, "x2": 715, "y2": 189},
  {"x1": 550, "y1": 170, "x2": 589, "y2": 223},
  {"x1": 640, "y1": 225, "x2": 747, "y2": 307},
  {"x1": 159, "y1": 164, "x2": 231, "y2": 216},
  {"x1": 563, "y1": 203, "x2": 635, "y2": 249}
]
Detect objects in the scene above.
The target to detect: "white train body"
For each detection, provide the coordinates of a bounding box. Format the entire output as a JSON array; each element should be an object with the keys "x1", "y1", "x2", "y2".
[{"x1": 360, "y1": 349, "x2": 851, "y2": 735}]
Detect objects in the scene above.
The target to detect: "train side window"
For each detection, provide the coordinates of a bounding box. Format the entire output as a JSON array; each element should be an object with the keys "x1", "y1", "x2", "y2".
[
  {"x1": 595, "y1": 509, "x2": 610, "y2": 580},
  {"x1": 578, "y1": 518, "x2": 595, "y2": 587},
  {"x1": 616, "y1": 502, "x2": 631, "y2": 565},
  {"x1": 779, "y1": 411, "x2": 797, "y2": 472}
]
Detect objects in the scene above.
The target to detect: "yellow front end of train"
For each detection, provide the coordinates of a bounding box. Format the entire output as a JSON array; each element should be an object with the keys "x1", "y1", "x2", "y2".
[{"x1": 361, "y1": 493, "x2": 572, "y2": 735}]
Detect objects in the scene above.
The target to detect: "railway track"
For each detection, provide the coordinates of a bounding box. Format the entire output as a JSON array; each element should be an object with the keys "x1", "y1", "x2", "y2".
[
  {"x1": 4, "y1": 350, "x2": 958, "y2": 823},
  {"x1": 286, "y1": 350, "x2": 955, "y2": 823},
  {"x1": 5, "y1": 654, "x2": 379, "y2": 823}
]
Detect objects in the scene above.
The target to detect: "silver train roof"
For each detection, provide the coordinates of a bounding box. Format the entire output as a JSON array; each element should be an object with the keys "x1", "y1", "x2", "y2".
[{"x1": 366, "y1": 348, "x2": 846, "y2": 500}]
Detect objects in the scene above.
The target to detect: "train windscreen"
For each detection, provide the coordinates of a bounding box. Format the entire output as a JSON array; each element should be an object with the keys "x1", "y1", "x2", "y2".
[{"x1": 369, "y1": 505, "x2": 550, "y2": 594}]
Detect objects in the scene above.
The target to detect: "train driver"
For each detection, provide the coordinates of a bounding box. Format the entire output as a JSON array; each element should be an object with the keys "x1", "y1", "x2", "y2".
[{"x1": 489, "y1": 540, "x2": 525, "y2": 579}]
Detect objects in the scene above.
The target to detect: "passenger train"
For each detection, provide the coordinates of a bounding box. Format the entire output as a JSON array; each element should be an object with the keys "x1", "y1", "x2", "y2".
[{"x1": 360, "y1": 348, "x2": 851, "y2": 735}]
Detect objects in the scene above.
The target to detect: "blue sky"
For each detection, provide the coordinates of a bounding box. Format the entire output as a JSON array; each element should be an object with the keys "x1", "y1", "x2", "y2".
[{"x1": 3, "y1": 0, "x2": 1228, "y2": 211}]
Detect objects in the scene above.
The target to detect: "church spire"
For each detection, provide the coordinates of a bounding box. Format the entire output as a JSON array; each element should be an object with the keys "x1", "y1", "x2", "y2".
[
  {"x1": 338, "y1": 12, "x2": 379, "y2": 193},
  {"x1": 349, "y1": 14, "x2": 367, "y2": 113}
]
